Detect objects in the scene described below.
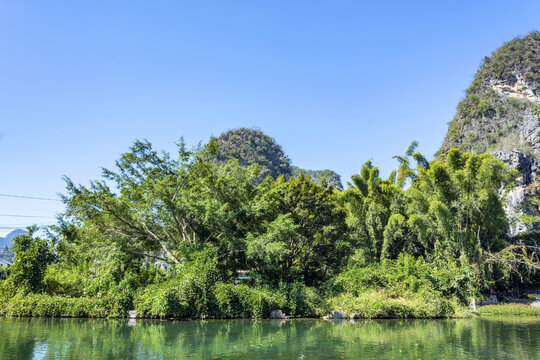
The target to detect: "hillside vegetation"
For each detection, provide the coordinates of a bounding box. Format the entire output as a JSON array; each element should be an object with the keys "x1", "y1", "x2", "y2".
[
  {"x1": 439, "y1": 31, "x2": 540, "y2": 157},
  {"x1": 215, "y1": 128, "x2": 292, "y2": 180},
  {"x1": 216, "y1": 128, "x2": 343, "y2": 189}
]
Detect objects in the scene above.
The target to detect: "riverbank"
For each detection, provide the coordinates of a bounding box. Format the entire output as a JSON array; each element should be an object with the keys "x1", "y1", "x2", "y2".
[{"x1": 2, "y1": 291, "x2": 539, "y2": 320}]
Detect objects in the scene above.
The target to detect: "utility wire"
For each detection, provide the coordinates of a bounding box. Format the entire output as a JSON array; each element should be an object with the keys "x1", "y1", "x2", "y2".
[
  {"x1": 0, "y1": 222, "x2": 54, "y2": 224},
  {"x1": 0, "y1": 214, "x2": 55, "y2": 218},
  {"x1": 0, "y1": 193, "x2": 61, "y2": 201},
  {"x1": 1, "y1": 226, "x2": 47, "y2": 230}
]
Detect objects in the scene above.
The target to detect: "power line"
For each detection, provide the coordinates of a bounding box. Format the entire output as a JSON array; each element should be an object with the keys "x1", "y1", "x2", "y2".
[
  {"x1": 0, "y1": 193, "x2": 62, "y2": 202},
  {"x1": 1, "y1": 223, "x2": 52, "y2": 226},
  {"x1": 0, "y1": 214, "x2": 56, "y2": 218},
  {"x1": 0, "y1": 221, "x2": 54, "y2": 224},
  {"x1": 0, "y1": 226, "x2": 37, "y2": 230},
  {"x1": 1, "y1": 223, "x2": 53, "y2": 229}
]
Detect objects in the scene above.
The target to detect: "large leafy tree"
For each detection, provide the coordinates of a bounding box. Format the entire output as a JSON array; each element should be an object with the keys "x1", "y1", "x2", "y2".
[
  {"x1": 61, "y1": 139, "x2": 259, "y2": 274},
  {"x1": 246, "y1": 174, "x2": 348, "y2": 285}
]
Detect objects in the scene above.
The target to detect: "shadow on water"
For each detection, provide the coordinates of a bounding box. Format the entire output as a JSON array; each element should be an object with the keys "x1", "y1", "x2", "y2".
[{"x1": 1, "y1": 317, "x2": 540, "y2": 359}]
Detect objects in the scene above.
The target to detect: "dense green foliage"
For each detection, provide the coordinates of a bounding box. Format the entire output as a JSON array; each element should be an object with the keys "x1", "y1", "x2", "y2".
[
  {"x1": 291, "y1": 166, "x2": 344, "y2": 190},
  {"x1": 328, "y1": 254, "x2": 465, "y2": 318},
  {"x1": 215, "y1": 128, "x2": 344, "y2": 189},
  {"x1": 246, "y1": 174, "x2": 347, "y2": 285},
  {"x1": 1, "y1": 136, "x2": 538, "y2": 320},
  {"x1": 2, "y1": 230, "x2": 54, "y2": 294},
  {"x1": 478, "y1": 31, "x2": 540, "y2": 88}
]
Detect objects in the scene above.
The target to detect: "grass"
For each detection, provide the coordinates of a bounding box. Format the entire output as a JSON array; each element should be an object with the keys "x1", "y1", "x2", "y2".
[{"x1": 478, "y1": 303, "x2": 540, "y2": 316}]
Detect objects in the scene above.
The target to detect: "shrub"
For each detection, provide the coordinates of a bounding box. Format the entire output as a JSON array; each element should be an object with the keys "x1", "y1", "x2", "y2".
[
  {"x1": 213, "y1": 283, "x2": 249, "y2": 318},
  {"x1": 279, "y1": 282, "x2": 326, "y2": 317},
  {"x1": 134, "y1": 250, "x2": 221, "y2": 319},
  {"x1": 327, "y1": 290, "x2": 455, "y2": 319},
  {"x1": 245, "y1": 287, "x2": 285, "y2": 318},
  {"x1": 135, "y1": 281, "x2": 188, "y2": 319},
  {"x1": 477, "y1": 99, "x2": 491, "y2": 114},
  {"x1": 43, "y1": 266, "x2": 86, "y2": 297},
  {"x1": 135, "y1": 280, "x2": 287, "y2": 320},
  {"x1": 179, "y1": 269, "x2": 220, "y2": 319},
  {"x1": 213, "y1": 283, "x2": 288, "y2": 319},
  {"x1": 334, "y1": 254, "x2": 474, "y2": 303},
  {"x1": 0, "y1": 293, "x2": 112, "y2": 318}
]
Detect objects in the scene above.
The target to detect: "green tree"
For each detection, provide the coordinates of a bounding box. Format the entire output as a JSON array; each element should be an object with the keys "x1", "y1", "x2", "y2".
[
  {"x1": 247, "y1": 174, "x2": 347, "y2": 285},
  {"x1": 291, "y1": 166, "x2": 344, "y2": 190},
  {"x1": 6, "y1": 228, "x2": 54, "y2": 293},
  {"x1": 61, "y1": 139, "x2": 259, "y2": 275},
  {"x1": 342, "y1": 161, "x2": 406, "y2": 261},
  {"x1": 406, "y1": 149, "x2": 516, "y2": 260}
]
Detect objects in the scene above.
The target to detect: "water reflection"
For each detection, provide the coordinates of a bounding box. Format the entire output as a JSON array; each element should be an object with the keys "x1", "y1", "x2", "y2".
[{"x1": 0, "y1": 317, "x2": 539, "y2": 359}]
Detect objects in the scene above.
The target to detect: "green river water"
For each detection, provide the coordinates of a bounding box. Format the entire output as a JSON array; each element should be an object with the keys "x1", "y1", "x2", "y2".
[{"x1": 1, "y1": 317, "x2": 539, "y2": 359}]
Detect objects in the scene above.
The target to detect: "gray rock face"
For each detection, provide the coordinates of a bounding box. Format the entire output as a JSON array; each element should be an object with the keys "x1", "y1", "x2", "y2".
[
  {"x1": 479, "y1": 295, "x2": 499, "y2": 305},
  {"x1": 492, "y1": 150, "x2": 538, "y2": 185},
  {"x1": 324, "y1": 310, "x2": 346, "y2": 320},
  {"x1": 506, "y1": 187, "x2": 530, "y2": 235},
  {"x1": 269, "y1": 310, "x2": 287, "y2": 319},
  {"x1": 492, "y1": 150, "x2": 539, "y2": 236},
  {"x1": 239, "y1": 311, "x2": 250, "y2": 319},
  {"x1": 522, "y1": 115, "x2": 540, "y2": 155}
]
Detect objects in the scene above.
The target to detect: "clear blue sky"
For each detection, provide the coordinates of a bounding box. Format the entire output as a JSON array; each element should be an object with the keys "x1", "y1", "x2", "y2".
[{"x1": 1, "y1": 1, "x2": 539, "y2": 236}]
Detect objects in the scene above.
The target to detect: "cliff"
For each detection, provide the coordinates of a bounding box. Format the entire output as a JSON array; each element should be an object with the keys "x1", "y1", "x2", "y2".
[{"x1": 439, "y1": 31, "x2": 540, "y2": 236}]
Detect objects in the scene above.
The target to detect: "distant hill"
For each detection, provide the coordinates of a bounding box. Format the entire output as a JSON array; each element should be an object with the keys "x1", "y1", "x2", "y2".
[
  {"x1": 215, "y1": 128, "x2": 344, "y2": 189},
  {"x1": 0, "y1": 246, "x2": 13, "y2": 263},
  {"x1": 0, "y1": 228, "x2": 27, "y2": 248},
  {"x1": 215, "y1": 128, "x2": 292, "y2": 180},
  {"x1": 0, "y1": 229, "x2": 27, "y2": 262}
]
